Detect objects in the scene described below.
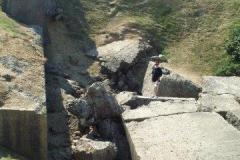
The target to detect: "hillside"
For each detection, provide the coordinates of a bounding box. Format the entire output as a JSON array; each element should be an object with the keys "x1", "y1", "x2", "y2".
[
  {"x1": 34, "y1": 0, "x2": 240, "y2": 81},
  {"x1": 0, "y1": 0, "x2": 240, "y2": 160},
  {"x1": 78, "y1": 0, "x2": 240, "y2": 78}
]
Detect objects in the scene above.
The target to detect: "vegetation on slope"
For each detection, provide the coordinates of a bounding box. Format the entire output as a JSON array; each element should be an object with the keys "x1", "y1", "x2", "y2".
[
  {"x1": 216, "y1": 22, "x2": 240, "y2": 76},
  {"x1": 0, "y1": 0, "x2": 239, "y2": 76},
  {"x1": 78, "y1": 0, "x2": 240, "y2": 76}
]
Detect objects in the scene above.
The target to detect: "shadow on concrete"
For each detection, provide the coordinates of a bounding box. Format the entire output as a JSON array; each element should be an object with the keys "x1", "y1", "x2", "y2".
[{"x1": 44, "y1": 0, "x2": 98, "y2": 159}]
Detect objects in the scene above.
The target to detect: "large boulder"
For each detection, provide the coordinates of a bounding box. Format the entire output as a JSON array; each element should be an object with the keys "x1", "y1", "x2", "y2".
[
  {"x1": 198, "y1": 76, "x2": 240, "y2": 113},
  {"x1": 66, "y1": 99, "x2": 93, "y2": 126},
  {"x1": 86, "y1": 82, "x2": 123, "y2": 120},
  {"x1": 72, "y1": 138, "x2": 117, "y2": 160},
  {"x1": 87, "y1": 38, "x2": 151, "y2": 73},
  {"x1": 156, "y1": 74, "x2": 202, "y2": 98},
  {"x1": 66, "y1": 99, "x2": 92, "y2": 119}
]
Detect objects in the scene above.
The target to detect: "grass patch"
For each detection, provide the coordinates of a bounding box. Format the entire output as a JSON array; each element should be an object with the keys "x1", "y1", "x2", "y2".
[
  {"x1": 54, "y1": 0, "x2": 240, "y2": 76},
  {"x1": 216, "y1": 22, "x2": 240, "y2": 76},
  {"x1": 0, "y1": 12, "x2": 19, "y2": 35}
]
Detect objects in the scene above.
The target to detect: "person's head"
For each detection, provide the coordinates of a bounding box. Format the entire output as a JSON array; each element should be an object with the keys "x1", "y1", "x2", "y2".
[{"x1": 155, "y1": 60, "x2": 160, "y2": 65}]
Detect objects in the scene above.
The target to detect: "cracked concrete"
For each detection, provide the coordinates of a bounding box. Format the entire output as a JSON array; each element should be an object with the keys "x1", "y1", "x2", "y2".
[
  {"x1": 122, "y1": 97, "x2": 198, "y2": 122},
  {"x1": 121, "y1": 76, "x2": 240, "y2": 160},
  {"x1": 124, "y1": 112, "x2": 240, "y2": 160}
]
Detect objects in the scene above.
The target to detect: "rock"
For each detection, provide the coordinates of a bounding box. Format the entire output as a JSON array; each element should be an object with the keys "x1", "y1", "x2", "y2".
[
  {"x1": 198, "y1": 94, "x2": 240, "y2": 112},
  {"x1": 202, "y1": 76, "x2": 240, "y2": 97},
  {"x1": 125, "y1": 71, "x2": 139, "y2": 90},
  {"x1": 97, "y1": 119, "x2": 120, "y2": 140},
  {"x1": 0, "y1": 56, "x2": 28, "y2": 74},
  {"x1": 87, "y1": 39, "x2": 151, "y2": 73},
  {"x1": 117, "y1": 80, "x2": 125, "y2": 89},
  {"x1": 99, "y1": 79, "x2": 112, "y2": 92},
  {"x1": 198, "y1": 76, "x2": 240, "y2": 113},
  {"x1": 73, "y1": 138, "x2": 117, "y2": 160},
  {"x1": 29, "y1": 25, "x2": 43, "y2": 45},
  {"x1": 150, "y1": 54, "x2": 167, "y2": 63},
  {"x1": 161, "y1": 67, "x2": 171, "y2": 75},
  {"x1": 115, "y1": 91, "x2": 137, "y2": 106},
  {"x1": 124, "y1": 112, "x2": 240, "y2": 160},
  {"x1": 156, "y1": 74, "x2": 202, "y2": 98},
  {"x1": 86, "y1": 82, "x2": 123, "y2": 119},
  {"x1": 97, "y1": 119, "x2": 132, "y2": 160},
  {"x1": 66, "y1": 99, "x2": 93, "y2": 126}
]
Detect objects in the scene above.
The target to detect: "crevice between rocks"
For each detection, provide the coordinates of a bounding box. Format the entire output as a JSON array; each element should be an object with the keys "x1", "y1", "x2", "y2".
[
  {"x1": 217, "y1": 111, "x2": 240, "y2": 131},
  {"x1": 124, "y1": 111, "x2": 198, "y2": 123}
]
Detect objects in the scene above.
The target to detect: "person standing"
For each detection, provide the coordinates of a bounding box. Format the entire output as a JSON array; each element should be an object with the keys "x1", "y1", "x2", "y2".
[{"x1": 151, "y1": 60, "x2": 163, "y2": 96}]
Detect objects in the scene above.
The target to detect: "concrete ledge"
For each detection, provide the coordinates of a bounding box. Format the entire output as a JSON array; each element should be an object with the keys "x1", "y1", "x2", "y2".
[
  {"x1": 0, "y1": 109, "x2": 47, "y2": 160},
  {"x1": 123, "y1": 112, "x2": 240, "y2": 160},
  {"x1": 122, "y1": 97, "x2": 197, "y2": 122}
]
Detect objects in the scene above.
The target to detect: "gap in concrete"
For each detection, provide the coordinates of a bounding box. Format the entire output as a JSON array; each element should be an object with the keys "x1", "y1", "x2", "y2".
[{"x1": 217, "y1": 111, "x2": 240, "y2": 131}]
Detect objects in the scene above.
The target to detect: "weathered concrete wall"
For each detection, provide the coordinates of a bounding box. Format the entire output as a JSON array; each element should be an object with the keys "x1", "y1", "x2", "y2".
[
  {"x1": 0, "y1": 10, "x2": 47, "y2": 159},
  {"x1": 0, "y1": 109, "x2": 47, "y2": 160},
  {"x1": 3, "y1": 0, "x2": 56, "y2": 25}
]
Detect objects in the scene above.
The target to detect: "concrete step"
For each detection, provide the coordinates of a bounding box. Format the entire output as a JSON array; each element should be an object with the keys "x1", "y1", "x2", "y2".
[{"x1": 124, "y1": 112, "x2": 240, "y2": 160}]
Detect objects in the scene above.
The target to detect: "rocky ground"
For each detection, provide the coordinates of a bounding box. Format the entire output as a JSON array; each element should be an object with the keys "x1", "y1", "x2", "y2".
[{"x1": 120, "y1": 76, "x2": 240, "y2": 160}]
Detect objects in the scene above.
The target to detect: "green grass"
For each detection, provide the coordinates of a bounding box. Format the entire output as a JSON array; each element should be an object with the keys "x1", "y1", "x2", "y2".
[
  {"x1": 1, "y1": 0, "x2": 239, "y2": 76},
  {"x1": 0, "y1": 1, "x2": 18, "y2": 34},
  {"x1": 0, "y1": 11, "x2": 19, "y2": 35},
  {"x1": 215, "y1": 22, "x2": 240, "y2": 76},
  {"x1": 119, "y1": 0, "x2": 240, "y2": 76}
]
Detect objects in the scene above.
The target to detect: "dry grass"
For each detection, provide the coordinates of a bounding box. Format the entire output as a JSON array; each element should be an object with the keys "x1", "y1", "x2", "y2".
[{"x1": 80, "y1": 0, "x2": 240, "y2": 77}]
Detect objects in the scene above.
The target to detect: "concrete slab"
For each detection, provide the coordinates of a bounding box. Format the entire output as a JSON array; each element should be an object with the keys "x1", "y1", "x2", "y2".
[
  {"x1": 198, "y1": 94, "x2": 240, "y2": 112},
  {"x1": 198, "y1": 76, "x2": 240, "y2": 116},
  {"x1": 0, "y1": 18, "x2": 47, "y2": 160},
  {"x1": 124, "y1": 112, "x2": 240, "y2": 160},
  {"x1": 122, "y1": 98, "x2": 197, "y2": 122},
  {"x1": 202, "y1": 76, "x2": 240, "y2": 97}
]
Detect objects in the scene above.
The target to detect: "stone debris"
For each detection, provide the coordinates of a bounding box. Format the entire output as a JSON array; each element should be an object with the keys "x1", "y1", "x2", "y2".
[
  {"x1": 156, "y1": 73, "x2": 202, "y2": 98},
  {"x1": 72, "y1": 138, "x2": 117, "y2": 160},
  {"x1": 86, "y1": 82, "x2": 124, "y2": 120}
]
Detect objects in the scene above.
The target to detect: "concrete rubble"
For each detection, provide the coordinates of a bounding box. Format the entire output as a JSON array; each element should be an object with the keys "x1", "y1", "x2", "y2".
[{"x1": 119, "y1": 76, "x2": 240, "y2": 160}]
